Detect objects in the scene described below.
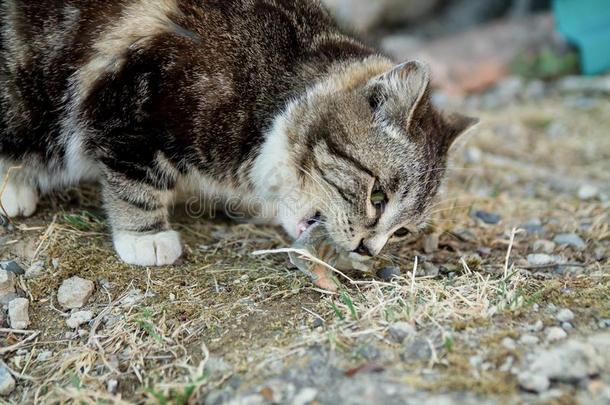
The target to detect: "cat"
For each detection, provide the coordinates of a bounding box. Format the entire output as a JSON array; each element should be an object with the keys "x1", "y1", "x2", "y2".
[{"x1": 0, "y1": 0, "x2": 477, "y2": 266}]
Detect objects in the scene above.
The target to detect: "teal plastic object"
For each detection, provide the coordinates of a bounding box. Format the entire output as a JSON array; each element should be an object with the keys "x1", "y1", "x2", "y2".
[{"x1": 553, "y1": 0, "x2": 610, "y2": 75}]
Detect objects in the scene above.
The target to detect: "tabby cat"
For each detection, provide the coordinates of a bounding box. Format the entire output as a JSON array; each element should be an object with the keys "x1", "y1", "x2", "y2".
[{"x1": 0, "y1": 0, "x2": 476, "y2": 266}]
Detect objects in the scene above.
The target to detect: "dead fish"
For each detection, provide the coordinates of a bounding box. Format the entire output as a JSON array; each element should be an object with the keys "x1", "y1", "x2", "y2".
[{"x1": 289, "y1": 223, "x2": 373, "y2": 292}]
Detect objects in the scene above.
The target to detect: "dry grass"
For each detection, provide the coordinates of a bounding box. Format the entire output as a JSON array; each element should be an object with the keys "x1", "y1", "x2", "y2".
[{"x1": 1, "y1": 97, "x2": 609, "y2": 403}]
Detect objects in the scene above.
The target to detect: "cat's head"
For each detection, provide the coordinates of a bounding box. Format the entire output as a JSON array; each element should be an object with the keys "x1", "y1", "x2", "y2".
[{"x1": 286, "y1": 59, "x2": 477, "y2": 256}]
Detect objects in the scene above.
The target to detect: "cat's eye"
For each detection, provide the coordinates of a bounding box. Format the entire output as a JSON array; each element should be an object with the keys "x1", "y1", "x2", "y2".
[
  {"x1": 370, "y1": 190, "x2": 386, "y2": 206},
  {"x1": 394, "y1": 227, "x2": 410, "y2": 238}
]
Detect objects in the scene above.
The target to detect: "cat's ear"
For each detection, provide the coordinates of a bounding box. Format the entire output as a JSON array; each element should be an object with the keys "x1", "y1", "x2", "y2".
[
  {"x1": 367, "y1": 60, "x2": 431, "y2": 133},
  {"x1": 441, "y1": 112, "x2": 479, "y2": 149}
]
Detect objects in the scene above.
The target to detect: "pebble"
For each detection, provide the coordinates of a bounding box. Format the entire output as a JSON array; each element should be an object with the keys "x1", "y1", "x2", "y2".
[
  {"x1": 25, "y1": 261, "x2": 45, "y2": 279},
  {"x1": 598, "y1": 319, "x2": 610, "y2": 329},
  {"x1": 553, "y1": 233, "x2": 586, "y2": 251},
  {"x1": 107, "y1": 379, "x2": 118, "y2": 394},
  {"x1": 0, "y1": 363, "x2": 15, "y2": 396},
  {"x1": 527, "y1": 254, "x2": 562, "y2": 266},
  {"x1": 520, "y1": 334, "x2": 540, "y2": 345},
  {"x1": 388, "y1": 321, "x2": 416, "y2": 344},
  {"x1": 423, "y1": 233, "x2": 439, "y2": 254},
  {"x1": 454, "y1": 229, "x2": 477, "y2": 243},
  {"x1": 421, "y1": 262, "x2": 440, "y2": 277},
  {"x1": 546, "y1": 327, "x2": 568, "y2": 342},
  {"x1": 523, "y1": 340, "x2": 603, "y2": 387},
  {"x1": 502, "y1": 337, "x2": 517, "y2": 350},
  {"x1": 556, "y1": 309, "x2": 575, "y2": 323},
  {"x1": 66, "y1": 310, "x2": 94, "y2": 329},
  {"x1": 36, "y1": 351, "x2": 53, "y2": 362},
  {"x1": 0, "y1": 260, "x2": 25, "y2": 275},
  {"x1": 521, "y1": 218, "x2": 544, "y2": 235},
  {"x1": 595, "y1": 247, "x2": 607, "y2": 261},
  {"x1": 0, "y1": 269, "x2": 16, "y2": 296},
  {"x1": 8, "y1": 298, "x2": 30, "y2": 329},
  {"x1": 532, "y1": 240, "x2": 556, "y2": 254},
  {"x1": 292, "y1": 388, "x2": 318, "y2": 405},
  {"x1": 518, "y1": 372, "x2": 550, "y2": 393},
  {"x1": 312, "y1": 318, "x2": 324, "y2": 329},
  {"x1": 57, "y1": 276, "x2": 95, "y2": 309},
  {"x1": 524, "y1": 320, "x2": 543, "y2": 333},
  {"x1": 578, "y1": 184, "x2": 599, "y2": 200},
  {"x1": 376, "y1": 266, "x2": 400, "y2": 282},
  {"x1": 562, "y1": 322, "x2": 574, "y2": 331},
  {"x1": 473, "y1": 210, "x2": 501, "y2": 225}
]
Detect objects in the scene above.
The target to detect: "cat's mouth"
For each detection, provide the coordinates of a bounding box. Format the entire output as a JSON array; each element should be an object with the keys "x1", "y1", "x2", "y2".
[{"x1": 296, "y1": 211, "x2": 322, "y2": 238}]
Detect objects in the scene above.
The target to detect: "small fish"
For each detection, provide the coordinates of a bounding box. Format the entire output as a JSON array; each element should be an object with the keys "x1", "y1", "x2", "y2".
[{"x1": 289, "y1": 223, "x2": 373, "y2": 292}]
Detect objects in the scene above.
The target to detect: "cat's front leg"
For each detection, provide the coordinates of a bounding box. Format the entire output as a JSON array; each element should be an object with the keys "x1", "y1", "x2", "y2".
[{"x1": 102, "y1": 170, "x2": 182, "y2": 267}]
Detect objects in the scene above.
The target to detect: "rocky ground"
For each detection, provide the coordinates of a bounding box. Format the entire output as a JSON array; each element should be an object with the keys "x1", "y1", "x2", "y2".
[{"x1": 1, "y1": 73, "x2": 609, "y2": 404}]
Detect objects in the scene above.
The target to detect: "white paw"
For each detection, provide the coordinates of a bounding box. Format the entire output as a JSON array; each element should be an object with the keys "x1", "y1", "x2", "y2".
[
  {"x1": 0, "y1": 182, "x2": 38, "y2": 218},
  {"x1": 113, "y1": 230, "x2": 182, "y2": 266}
]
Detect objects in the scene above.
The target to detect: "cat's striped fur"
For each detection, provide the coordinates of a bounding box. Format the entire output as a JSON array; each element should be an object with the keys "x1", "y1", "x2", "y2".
[{"x1": 0, "y1": 0, "x2": 476, "y2": 266}]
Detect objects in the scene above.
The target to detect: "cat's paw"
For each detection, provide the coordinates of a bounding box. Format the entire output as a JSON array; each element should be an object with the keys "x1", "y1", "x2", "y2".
[
  {"x1": 113, "y1": 230, "x2": 182, "y2": 266},
  {"x1": 0, "y1": 182, "x2": 38, "y2": 218}
]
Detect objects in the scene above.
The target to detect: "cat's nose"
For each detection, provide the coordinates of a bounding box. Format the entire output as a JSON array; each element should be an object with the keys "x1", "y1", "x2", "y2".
[{"x1": 354, "y1": 239, "x2": 373, "y2": 257}]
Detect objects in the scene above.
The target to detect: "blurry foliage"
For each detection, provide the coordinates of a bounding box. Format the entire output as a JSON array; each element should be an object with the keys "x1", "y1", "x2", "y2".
[{"x1": 511, "y1": 47, "x2": 580, "y2": 80}]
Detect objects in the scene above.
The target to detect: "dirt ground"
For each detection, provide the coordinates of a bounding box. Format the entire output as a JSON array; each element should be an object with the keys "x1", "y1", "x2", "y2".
[{"x1": 1, "y1": 78, "x2": 609, "y2": 404}]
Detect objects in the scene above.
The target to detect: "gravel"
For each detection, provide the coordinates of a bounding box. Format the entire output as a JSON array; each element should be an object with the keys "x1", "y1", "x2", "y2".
[
  {"x1": 519, "y1": 335, "x2": 540, "y2": 345},
  {"x1": 376, "y1": 266, "x2": 401, "y2": 282},
  {"x1": 527, "y1": 254, "x2": 563, "y2": 266},
  {"x1": 520, "y1": 338, "x2": 605, "y2": 391},
  {"x1": 546, "y1": 327, "x2": 568, "y2": 342},
  {"x1": 8, "y1": 298, "x2": 30, "y2": 329},
  {"x1": 66, "y1": 310, "x2": 94, "y2": 329},
  {"x1": 518, "y1": 372, "x2": 550, "y2": 393},
  {"x1": 520, "y1": 218, "x2": 544, "y2": 235},
  {"x1": 36, "y1": 351, "x2": 53, "y2": 362},
  {"x1": 0, "y1": 260, "x2": 25, "y2": 275},
  {"x1": 25, "y1": 261, "x2": 45, "y2": 279},
  {"x1": 553, "y1": 233, "x2": 586, "y2": 251},
  {"x1": 473, "y1": 210, "x2": 501, "y2": 225},
  {"x1": 420, "y1": 262, "x2": 440, "y2": 277},
  {"x1": 501, "y1": 337, "x2": 517, "y2": 350},
  {"x1": 556, "y1": 309, "x2": 575, "y2": 323},
  {"x1": 388, "y1": 322, "x2": 416, "y2": 344},
  {"x1": 0, "y1": 363, "x2": 15, "y2": 397},
  {"x1": 57, "y1": 276, "x2": 95, "y2": 309},
  {"x1": 577, "y1": 184, "x2": 599, "y2": 200},
  {"x1": 0, "y1": 269, "x2": 16, "y2": 299},
  {"x1": 532, "y1": 240, "x2": 555, "y2": 254}
]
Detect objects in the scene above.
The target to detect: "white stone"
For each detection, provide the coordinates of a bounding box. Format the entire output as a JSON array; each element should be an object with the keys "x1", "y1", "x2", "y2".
[
  {"x1": 546, "y1": 327, "x2": 568, "y2": 342},
  {"x1": 8, "y1": 298, "x2": 30, "y2": 329},
  {"x1": 0, "y1": 270, "x2": 16, "y2": 297},
  {"x1": 518, "y1": 372, "x2": 550, "y2": 393},
  {"x1": 556, "y1": 309, "x2": 575, "y2": 323},
  {"x1": 107, "y1": 379, "x2": 118, "y2": 394},
  {"x1": 292, "y1": 388, "x2": 319, "y2": 405},
  {"x1": 520, "y1": 334, "x2": 540, "y2": 345},
  {"x1": 527, "y1": 254, "x2": 562, "y2": 266},
  {"x1": 578, "y1": 184, "x2": 599, "y2": 200},
  {"x1": 57, "y1": 276, "x2": 94, "y2": 309},
  {"x1": 532, "y1": 240, "x2": 556, "y2": 254},
  {"x1": 502, "y1": 337, "x2": 517, "y2": 350},
  {"x1": 388, "y1": 322, "x2": 416, "y2": 343},
  {"x1": 0, "y1": 364, "x2": 15, "y2": 396},
  {"x1": 66, "y1": 310, "x2": 94, "y2": 329},
  {"x1": 529, "y1": 340, "x2": 602, "y2": 382}
]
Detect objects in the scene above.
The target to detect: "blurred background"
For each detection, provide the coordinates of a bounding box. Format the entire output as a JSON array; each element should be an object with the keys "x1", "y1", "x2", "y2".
[{"x1": 322, "y1": 0, "x2": 610, "y2": 98}]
